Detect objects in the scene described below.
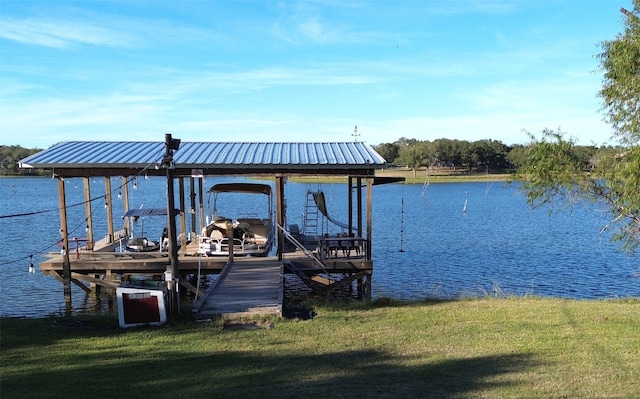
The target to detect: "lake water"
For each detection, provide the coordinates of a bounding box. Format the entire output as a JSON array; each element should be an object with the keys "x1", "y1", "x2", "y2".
[{"x1": 1, "y1": 176, "x2": 638, "y2": 318}]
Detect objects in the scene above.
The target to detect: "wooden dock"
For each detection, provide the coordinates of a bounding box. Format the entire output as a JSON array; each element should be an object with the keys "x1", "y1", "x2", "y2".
[{"x1": 192, "y1": 260, "x2": 283, "y2": 319}]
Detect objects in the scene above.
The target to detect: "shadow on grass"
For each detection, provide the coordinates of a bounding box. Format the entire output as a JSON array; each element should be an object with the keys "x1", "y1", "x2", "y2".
[
  {"x1": 2, "y1": 335, "x2": 538, "y2": 399},
  {"x1": 0, "y1": 316, "x2": 120, "y2": 350},
  {"x1": 303, "y1": 296, "x2": 456, "y2": 312}
]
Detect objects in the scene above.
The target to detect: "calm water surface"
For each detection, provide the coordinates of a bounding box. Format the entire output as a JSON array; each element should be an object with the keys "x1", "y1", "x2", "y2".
[{"x1": 0, "y1": 177, "x2": 638, "y2": 318}]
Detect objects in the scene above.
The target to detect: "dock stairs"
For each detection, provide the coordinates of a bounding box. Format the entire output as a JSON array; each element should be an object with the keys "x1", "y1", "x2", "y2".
[{"x1": 278, "y1": 225, "x2": 365, "y2": 295}]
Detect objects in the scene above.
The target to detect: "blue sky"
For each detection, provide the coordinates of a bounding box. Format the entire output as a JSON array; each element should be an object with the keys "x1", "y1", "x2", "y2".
[{"x1": 0, "y1": 0, "x2": 632, "y2": 149}]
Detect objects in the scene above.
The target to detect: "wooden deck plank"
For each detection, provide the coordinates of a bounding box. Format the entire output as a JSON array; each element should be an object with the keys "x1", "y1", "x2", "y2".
[
  {"x1": 38, "y1": 247, "x2": 372, "y2": 274},
  {"x1": 194, "y1": 260, "x2": 283, "y2": 319}
]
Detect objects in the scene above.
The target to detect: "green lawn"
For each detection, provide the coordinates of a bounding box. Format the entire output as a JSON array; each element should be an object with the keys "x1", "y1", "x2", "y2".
[
  {"x1": 375, "y1": 167, "x2": 512, "y2": 184},
  {"x1": 2, "y1": 297, "x2": 639, "y2": 398}
]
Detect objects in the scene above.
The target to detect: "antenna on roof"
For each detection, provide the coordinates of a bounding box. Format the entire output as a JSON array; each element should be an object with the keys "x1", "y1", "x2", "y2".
[{"x1": 352, "y1": 125, "x2": 360, "y2": 142}]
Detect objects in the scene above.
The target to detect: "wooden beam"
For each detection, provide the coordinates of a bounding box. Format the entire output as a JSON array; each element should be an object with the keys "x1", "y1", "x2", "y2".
[
  {"x1": 357, "y1": 177, "x2": 363, "y2": 237},
  {"x1": 71, "y1": 272, "x2": 120, "y2": 289},
  {"x1": 46, "y1": 270, "x2": 117, "y2": 292},
  {"x1": 198, "y1": 178, "x2": 204, "y2": 233},
  {"x1": 83, "y1": 177, "x2": 94, "y2": 250},
  {"x1": 179, "y1": 177, "x2": 187, "y2": 253},
  {"x1": 189, "y1": 177, "x2": 197, "y2": 237},
  {"x1": 71, "y1": 277, "x2": 91, "y2": 293},
  {"x1": 57, "y1": 178, "x2": 72, "y2": 315},
  {"x1": 310, "y1": 275, "x2": 334, "y2": 286},
  {"x1": 348, "y1": 176, "x2": 353, "y2": 234},
  {"x1": 46, "y1": 270, "x2": 64, "y2": 284},
  {"x1": 122, "y1": 176, "x2": 130, "y2": 238},
  {"x1": 105, "y1": 177, "x2": 114, "y2": 243},
  {"x1": 275, "y1": 175, "x2": 285, "y2": 261},
  {"x1": 366, "y1": 178, "x2": 373, "y2": 261},
  {"x1": 179, "y1": 279, "x2": 205, "y2": 298}
]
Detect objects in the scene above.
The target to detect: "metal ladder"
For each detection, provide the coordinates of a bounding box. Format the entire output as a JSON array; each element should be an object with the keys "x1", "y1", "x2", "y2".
[{"x1": 303, "y1": 190, "x2": 320, "y2": 242}]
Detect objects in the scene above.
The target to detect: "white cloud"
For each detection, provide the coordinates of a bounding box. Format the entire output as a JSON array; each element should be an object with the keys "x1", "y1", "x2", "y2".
[
  {"x1": 0, "y1": 17, "x2": 134, "y2": 49},
  {"x1": 0, "y1": 0, "x2": 623, "y2": 150}
]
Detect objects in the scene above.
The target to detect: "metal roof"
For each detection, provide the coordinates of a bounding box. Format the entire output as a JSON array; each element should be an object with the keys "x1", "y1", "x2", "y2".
[{"x1": 19, "y1": 141, "x2": 387, "y2": 177}]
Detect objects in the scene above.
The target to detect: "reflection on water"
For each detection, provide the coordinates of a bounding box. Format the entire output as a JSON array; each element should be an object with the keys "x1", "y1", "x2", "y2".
[{"x1": 1, "y1": 177, "x2": 638, "y2": 318}]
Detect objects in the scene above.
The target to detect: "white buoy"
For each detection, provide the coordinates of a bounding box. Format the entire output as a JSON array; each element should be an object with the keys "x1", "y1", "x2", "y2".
[{"x1": 462, "y1": 190, "x2": 468, "y2": 213}]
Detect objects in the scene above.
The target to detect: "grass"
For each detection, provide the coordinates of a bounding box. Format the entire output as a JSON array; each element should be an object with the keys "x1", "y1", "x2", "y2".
[
  {"x1": 376, "y1": 167, "x2": 512, "y2": 184},
  {"x1": 2, "y1": 297, "x2": 639, "y2": 398}
]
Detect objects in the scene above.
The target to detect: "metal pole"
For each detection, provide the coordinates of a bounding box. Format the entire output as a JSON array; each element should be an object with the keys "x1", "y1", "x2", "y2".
[{"x1": 164, "y1": 133, "x2": 180, "y2": 317}]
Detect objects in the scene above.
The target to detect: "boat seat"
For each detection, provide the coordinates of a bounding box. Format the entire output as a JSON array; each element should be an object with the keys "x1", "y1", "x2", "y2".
[
  {"x1": 243, "y1": 231, "x2": 255, "y2": 243},
  {"x1": 210, "y1": 230, "x2": 224, "y2": 240},
  {"x1": 289, "y1": 224, "x2": 300, "y2": 235}
]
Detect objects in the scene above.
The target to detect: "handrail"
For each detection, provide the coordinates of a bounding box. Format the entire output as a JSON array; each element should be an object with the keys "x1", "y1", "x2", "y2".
[{"x1": 276, "y1": 224, "x2": 334, "y2": 280}]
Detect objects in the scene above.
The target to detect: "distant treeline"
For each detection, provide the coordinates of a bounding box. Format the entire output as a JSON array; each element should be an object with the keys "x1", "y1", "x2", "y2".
[
  {"x1": 0, "y1": 145, "x2": 44, "y2": 176},
  {"x1": 0, "y1": 140, "x2": 623, "y2": 177},
  {"x1": 373, "y1": 137, "x2": 621, "y2": 172}
]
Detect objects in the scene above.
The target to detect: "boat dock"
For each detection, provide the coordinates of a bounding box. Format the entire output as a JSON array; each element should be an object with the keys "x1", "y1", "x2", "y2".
[
  {"x1": 19, "y1": 139, "x2": 401, "y2": 319},
  {"x1": 192, "y1": 260, "x2": 283, "y2": 319}
]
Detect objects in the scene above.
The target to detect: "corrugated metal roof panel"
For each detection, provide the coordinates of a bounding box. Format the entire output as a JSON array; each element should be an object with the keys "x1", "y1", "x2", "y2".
[
  {"x1": 20, "y1": 141, "x2": 166, "y2": 168},
  {"x1": 19, "y1": 141, "x2": 387, "y2": 172},
  {"x1": 176, "y1": 142, "x2": 386, "y2": 167}
]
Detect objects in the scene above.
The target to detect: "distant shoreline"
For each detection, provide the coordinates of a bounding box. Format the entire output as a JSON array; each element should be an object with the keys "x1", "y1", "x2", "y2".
[
  {"x1": 1, "y1": 168, "x2": 513, "y2": 184},
  {"x1": 291, "y1": 168, "x2": 512, "y2": 184},
  {"x1": 378, "y1": 172, "x2": 511, "y2": 184}
]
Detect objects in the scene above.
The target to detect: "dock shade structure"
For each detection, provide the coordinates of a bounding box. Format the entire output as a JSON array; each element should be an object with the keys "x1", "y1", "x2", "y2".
[
  {"x1": 19, "y1": 141, "x2": 386, "y2": 178},
  {"x1": 19, "y1": 140, "x2": 393, "y2": 316}
]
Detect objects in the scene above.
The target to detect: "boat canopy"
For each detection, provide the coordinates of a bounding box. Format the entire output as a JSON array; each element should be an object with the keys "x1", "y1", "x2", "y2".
[
  {"x1": 207, "y1": 183, "x2": 272, "y2": 195},
  {"x1": 123, "y1": 208, "x2": 179, "y2": 218}
]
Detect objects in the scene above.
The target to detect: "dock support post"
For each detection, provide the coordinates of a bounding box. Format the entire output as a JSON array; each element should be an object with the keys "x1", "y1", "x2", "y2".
[
  {"x1": 105, "y1": 177, "x2": 114, "y2": 243},
  {"x1": 179, "y1": 177, "x2": 187, "y2": 253},
  {"x1": 356, "y1": 273, "x2": 372, "y2": 300},
  {"x1": 366, "y1": 178, "x2": 373, "y2": 261},
  {"x1": 226, "y1": 220, "x2": 234, "y2": 263},
  {"x1": 198, "y1": 178, "x2": 204, "y2": 233},
  {"x1": 275, "y1": 175, "x2": 285, "y2": 261},
  {"x1": 189, "y1": 177, "x2": 197, "y2": 239},
  {"x1": 121, "y1": 176, "x2": 130, "y2": 238},
  {"x1": 83, "y1": 177, "x2": 94, "y2": 250},
  {"x1": 57, "y1": 177, "x2": 72, "y2": 316},
  {"x1": 364, "y1": 273, "x2": 371, "y2": 300},
  {"x1": 357, "y1": 177, "x2": 363, "y2": 237},
  {"x1": 348, "y1": 176, "x2": 353, "y2": 234}
]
